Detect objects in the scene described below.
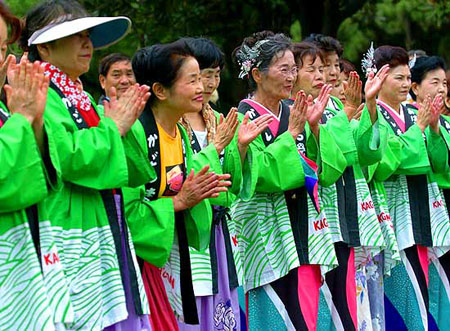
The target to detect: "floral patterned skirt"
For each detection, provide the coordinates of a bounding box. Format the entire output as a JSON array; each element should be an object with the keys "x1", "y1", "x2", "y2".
[{"x1": 178, "y1": 217, "x2": 241, "y2": 331}]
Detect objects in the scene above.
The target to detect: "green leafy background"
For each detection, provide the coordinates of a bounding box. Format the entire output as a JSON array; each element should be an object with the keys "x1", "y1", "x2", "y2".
[{"x1": 7, "y1": 0, "x2": 450, "y2": 110}]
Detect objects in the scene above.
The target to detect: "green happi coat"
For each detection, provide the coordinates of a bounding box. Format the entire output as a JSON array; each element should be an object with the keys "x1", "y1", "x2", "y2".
[
  {"x1": 321, "y1": 96, "x2": 398, "y2": 270},
  {"x1": 369, "y1": 102, "x2": 450, "y2": 331},
  {"x1": 185, "y1": 110, "x2": 246, "y2": 297},
  {"x1": 0, "y1": 102, "x2": 74, "y2": 330},
  {"x1": 230, "y1": 100, "x2": 347, "y2": 292},
  {"x1": 123, "y1": 115, "x2": 223, "y2": 320},
  {"x1": 427, "y1": 113, "x2": 450, "y2": 331},
  {"x1": 369, "y1": 103, "x2": 450, "y2": 257},
  {"x1": 42, "y1": 88, "x2": 154, "y2": 330},
  {"x1": 432, "y1": 114, "x2": 450, "y2": 192}
]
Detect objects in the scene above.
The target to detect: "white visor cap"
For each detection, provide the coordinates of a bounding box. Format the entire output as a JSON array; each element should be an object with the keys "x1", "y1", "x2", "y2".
[{"x1": 28, "y1": 16, "x2": 131, "y2": 50}]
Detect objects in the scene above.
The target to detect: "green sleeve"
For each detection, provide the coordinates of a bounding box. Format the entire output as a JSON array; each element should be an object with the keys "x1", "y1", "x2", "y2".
[
  {"x1": 96, "y1": 104, "x2": 105, "y2": 113},
  {"x1": 217, "y1": 111, "x2": 244, "y2": 197},
  {"x1": 182, "y1": 128, "x2": 213, "y2": 250},
  {"x1": 316, "y1": 125, "x2": 347, "y2": 187},
  {"x1": 123, "y1": 185, "x2": 175, "y2": 267},
  {"x1": 122, "y1": 121, "x2": 156, "y2": 187},
  {"x1": 124, "y1": 122, "x2": 212, "y2": 266},
  {"x1": 124, "y1": 183, "x2": 213, "y2": 268},
  {"x1": 322, "y1": 109, "x2": 356, "y2": 165},
  {"x1": 250, "y1": 131, "x2": 305, "y2": 192},
  {"x1": 184, "y1": 199, "x2": 213, "y2": 251},
  {"x1": 209, "y1": 115, "x2": 244, "y2": 206},
  {"x1": 191, "y1": 142, "x2": 223, "y2": 174},
  {"x1": 371, "y1": 139, "x2": 402, "y2": 182},
  {"x1": 373, "y1": 125, "x2": 430, "y2": 181},
  {"x1": 0, "y1": 113, "x2": 48, "y2": 212},
  {"x1": 439, "y1": 123, "x2": 450, "y2": 151},
  {"x1": 182, "y1": 125, "x2": 238, "y2": 207},
  {"x1": 221, "y1": 135, "x2": 243, "y2": 196},
  {"x1": 44, "y1": 89, "x2": 129, "y2": 190},
  {"x1": 237, "y1": 143, "x2": 259, "y2": 201},
  {"x1": 207, "y1": 139, "x2": 242, "y2": 207},
  {"x1": 432, "y1": 122, "x2": 450, "y2": 187},
  {"x1": 425, "y1": 126, "x2": 449, "y2": 174},
  {"x1": 351, "y1": 106, "x2": 388, "y2": 167},
  {"x1": 304, "y1": 123, "x2": 319, "y2": 162},
  {"x1": 96, "y1": 97, "x2": 156, "y2": 187}
]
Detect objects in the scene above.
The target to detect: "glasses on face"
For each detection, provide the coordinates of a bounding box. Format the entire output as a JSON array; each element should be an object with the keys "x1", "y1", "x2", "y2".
[{"x1": 276, "y1": 66, "x2": 298, "y2": 77}]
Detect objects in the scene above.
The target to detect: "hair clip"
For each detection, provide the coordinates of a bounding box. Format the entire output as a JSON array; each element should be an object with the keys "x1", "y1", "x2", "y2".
[
  {"x1": 237, "y1": 40, "x2": 269, "y2": 79},
  {"x1": 361, "y1": 41, "x2": 377, "y2": 76}
]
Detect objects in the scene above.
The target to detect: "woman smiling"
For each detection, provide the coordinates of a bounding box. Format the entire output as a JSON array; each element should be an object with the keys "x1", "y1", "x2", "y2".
[
  {"x1": 370, "y1": 45, "x2": 450, "y2": 330},
  {"x1": 124, "y1": 39, "x2": 235, "y2": 330},
  {"x1": 231, "y1": 31, "x2": 346, "y2": 330},
  {"x1": 21, "y1": 0, "x2": 154, "y2": 329},
  {"x1": 0, "y1": 3, "x2": 64, "y2": 329}
]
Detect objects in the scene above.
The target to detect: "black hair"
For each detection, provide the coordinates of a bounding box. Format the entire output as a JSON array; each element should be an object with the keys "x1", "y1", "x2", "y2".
[
  {"x1": 233, "y1": 30, "x2": 292, "y2": 91},
  {"x1": 411, "y1": 56, "x2": 446, "y2": 84},
  {"x1": 183, "y1": 37, "x2": 225, "y2": 70},
  {"x1": 339, "y1": 59, "x2": 356, "y2": 76},
  {"x1": 132, "y1": 39, "x2": 194, "y2": 106},
  {"x1": 374, "y1": 45, "x2": 409, "y2": 71},
  {"x1": 291, "y1": 42, "x2": 324, "y2": 68},
  {"x1": 20, "y1": 0, "x2": 88, "y2": 61},
  {"x1": 304, "y1": 33, "x2": 343, "y2": 57},
  {"x1": 410, "y1": 56, "x2": 447, "y2": 100},
  {"x1": 99, "y1": 53, "x2": 131, "y2": 76}
]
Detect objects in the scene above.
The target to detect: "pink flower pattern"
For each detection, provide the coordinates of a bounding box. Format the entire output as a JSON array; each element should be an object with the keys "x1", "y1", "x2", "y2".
[{"x1": 42, "y1": 62, "x2": 92, "y2": 113}]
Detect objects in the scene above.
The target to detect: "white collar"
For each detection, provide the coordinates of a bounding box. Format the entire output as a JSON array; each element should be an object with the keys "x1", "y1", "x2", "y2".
[
  {"x1": 250, "y1": 99, "x2": 283, "y2": 121},
  {"x1": 377, "y1": 99, "x2": 405, "y2": 124}
]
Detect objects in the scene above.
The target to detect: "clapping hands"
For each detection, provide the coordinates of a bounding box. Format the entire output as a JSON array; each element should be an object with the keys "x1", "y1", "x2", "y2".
[
  {"x1": 104, "y1": 84, "x2": 151, "y2": 136},
  {"x1": 4, "y1": 53, "x2": 50, "y2": 126}
]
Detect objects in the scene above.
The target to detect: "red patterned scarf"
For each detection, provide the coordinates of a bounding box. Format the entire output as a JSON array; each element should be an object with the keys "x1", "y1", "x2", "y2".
[{"x1": 43, "y1": 62, "x2": 99, "y2": 127}]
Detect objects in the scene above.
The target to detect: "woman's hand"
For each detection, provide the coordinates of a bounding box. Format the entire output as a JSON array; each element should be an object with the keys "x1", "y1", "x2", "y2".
[
  {"x1": 172, "y1": 165, "x2": 231, "y2": 212},
  {"x1": 237, "y1": 112, "x2": 272, "y2": 147},
  {"x1": 0, "y1": 54, "x2": 15, "y2": 91},
  {"x1": 4, "y1": 53, "x2": 50, "y2": 125},
  {"x1": 288, "y1": 90, "x2": 308, "y2": 139},
  {"x1": 364, "y1": 64, "x2": 390, "y2": 122},
  {"x1": 417, "y1": 94, "x2": 432, "y2": 133},
  {"x1": 213, "y1": 107, "x2": 239, "y2": 155},
  {"x1": 364, "y1": 64, "x2": 390, "y2": 102},
  {"x1": 104, "y1": 84, "x2": 151, "y2": 136},
  {"x1": 430, "y1": 94, "x2": 443, "y2": 134},
  {"x1": 343, "y1": 71, "x2": 362, "y2": 120},
  {"x1": 307, "y1": 84, "x2": 332, "y2": 129},
  {"x1": 237, "y1": 112, "x2": 273, "y2": 164}
]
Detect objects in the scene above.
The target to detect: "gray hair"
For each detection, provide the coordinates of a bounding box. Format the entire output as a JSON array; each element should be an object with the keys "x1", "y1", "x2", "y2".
[{"x1": 234, "y1": 31, "x2": 292, "y2": 91}]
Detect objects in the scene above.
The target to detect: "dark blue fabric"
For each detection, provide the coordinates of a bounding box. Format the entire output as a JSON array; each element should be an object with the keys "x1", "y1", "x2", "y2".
[
  {"x1": 384, "y1": 295, "x2": 408, "y2": 331},
  {"x1": 428, "y1": 312, "x2": 439, "y2": 331}
]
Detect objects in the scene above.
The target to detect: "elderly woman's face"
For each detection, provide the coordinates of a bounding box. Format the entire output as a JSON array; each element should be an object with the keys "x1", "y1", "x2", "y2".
[
  {"x1": 168, "y1": 56, "x2": 204, "y2": 114},
  {"x1": 201, "y1": 66, "x2": 221, "y2": 104},
  {"x1": 0, "y1": 17, "x2": 8, "y2": 64},
  {"x1": 41, "y1": 30, "x2": 93, "y2": 80},
  {"x1": 412, "y1": 68, "x2": 447, "y2": 104},
  {"x1": 379, "y1": 64, "x2": 411, "y2": 105},
  {"x1": 295, "y1": 54, "x2": 325, "y2": 99},
  {"x1": 257, "y1": 50, "x2": 297, "y2": 100}
]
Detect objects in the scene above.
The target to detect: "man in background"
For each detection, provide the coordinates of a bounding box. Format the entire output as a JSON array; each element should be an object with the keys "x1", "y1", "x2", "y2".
[{"x1": 98, "y1": 53, "x2": 136, "y2": 106}]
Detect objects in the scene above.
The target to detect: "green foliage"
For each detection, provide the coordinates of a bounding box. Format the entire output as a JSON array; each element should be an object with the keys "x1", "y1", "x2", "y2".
[
  {"x1": 4, "y1": 0, "x2": 450, "y2": 106},
  {"x1": 290, "y1": 20, "x2": 302, "y2": 42},
  {"x1": 6, "y1": 0, "x2": 41, "y2": 17},
  {"x1": 337, "y1": 0, "x2": 450, "y2": 75}
]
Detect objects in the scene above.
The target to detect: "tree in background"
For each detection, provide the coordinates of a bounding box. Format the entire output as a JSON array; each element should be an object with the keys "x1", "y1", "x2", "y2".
[{"x1": 6, "y1": 0, "x2": 450, "y2": 109}]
